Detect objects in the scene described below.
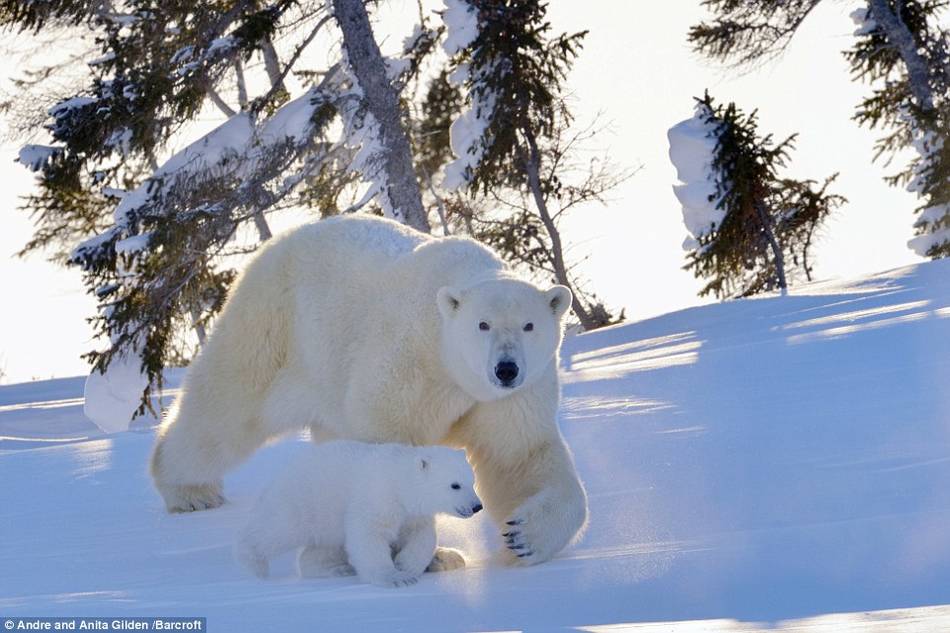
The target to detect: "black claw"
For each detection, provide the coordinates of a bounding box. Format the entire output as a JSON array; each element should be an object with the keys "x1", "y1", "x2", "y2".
[
  {"x1": 517, "y1": 552, "x2": 533, "y2": 558},
  {"x1": 509, "y1": 544, "x2": 525, "y2": 550},
  {"x1": 506, "y1": 519, "x2": 523, "y2": 526}
]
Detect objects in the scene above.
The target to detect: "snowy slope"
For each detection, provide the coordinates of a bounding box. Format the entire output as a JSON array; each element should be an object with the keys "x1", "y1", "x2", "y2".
[{"x1": 2, "y1": 261, "x2": 950, "y2": 632}]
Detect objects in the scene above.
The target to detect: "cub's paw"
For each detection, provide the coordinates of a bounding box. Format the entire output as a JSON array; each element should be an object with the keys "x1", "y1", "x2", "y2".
[
  {"x1": 163, "y1": 482, "x2": 225, "y2": 513},
  {"x1": 378, "y1": 570, "x2": 420, "y2": 588},
  {"x1": 328, "y1": 563, "x2": 356, "y2": 577},
  {"x1": 425, "y1": 546, "x2": 466, "y2": 572}
]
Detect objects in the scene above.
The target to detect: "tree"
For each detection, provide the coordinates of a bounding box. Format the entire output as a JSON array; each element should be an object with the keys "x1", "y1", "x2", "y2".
[
  {"x1": 668, "y1": 93, "x2": 846, "y2": 299},
  {"x1": 431, "y1": 0, "x2": 627, "y2": 329},
  {"x1": 3, "y1": 0, "x2": 621, "y2": 416},
  {"x1": 442, "y1": 113, "x2": 632, "y2": 329},
  {"x1": 689, "y1": 0, "x2": 950, "y2": 259}
]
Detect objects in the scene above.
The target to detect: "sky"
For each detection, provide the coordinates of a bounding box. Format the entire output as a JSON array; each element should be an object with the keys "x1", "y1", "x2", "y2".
[{"x1": 0, "y1": 1, "x2": 927, "y2": 384}]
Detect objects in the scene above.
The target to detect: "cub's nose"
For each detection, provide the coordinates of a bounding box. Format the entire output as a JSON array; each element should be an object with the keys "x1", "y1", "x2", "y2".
[
  {"x1": 472, "y1": 503, "x2": 483, "y2": 514},
  {"x1": 494, "y1": 361, "x2": 519, "y2": 385}
]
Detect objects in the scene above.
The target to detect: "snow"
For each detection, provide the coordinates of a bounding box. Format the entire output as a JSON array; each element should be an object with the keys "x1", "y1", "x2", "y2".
[
  {"x1": 115, "y1": 233, "x2": 152, "y2": 255},
  {"x1": 914, "y1": 204, "x2": 950, "y2": 227},
  {"x1": 16, "y1": 145, "x2": 61, "y2": 171},
  {"x1": 104, "y1": 14, "x2": 140, "y2": 26},
  {"x1": 257, "y1": 87, "x2": 325, "y2": 145},
  {"x1": 908, "y1": 226, "x2": 950, "y2": 256},
  {"x1": 205, "y1": 37, "x2": 236, "y2": 58},
  {"x1": 441, "y1": 72, "x2": 497, "y2": 191},
  {"x1": 105, "y1": 127, "x2": 133, "y2": 155},
  {"x1": 439, "y1": 0, "x2": 500, "y2": 191},
  {"x1": 668, "y1": 106, "x2": 725, "y2": 247},
  {"x1": 102, "y1": 187, "x2": 126, "y2": 199},
  {"x1": 385, "y1": 56, "x2": 412, "y2": 81},
  {"x1": 850, "y1": 7, "x2": 878, "y2": 36},
  {"x1": 81, "y1": 354, "x2": 150, "y2": 434},
  {"x1": 88, "y1": 51, "x2": 117, "y2": 66},
  {"x1": 403, "y1": 24, "x2": 426, "y2": 52},
  {"x1": 102, "y1": 112, "x2": 254, "y2": 232},
  {"x1": 47, "y1": 96, "x2": 97, "y2": 117},
  {"x1": 2, "y1": 260, "x2": 950, "y2": 630},
  {"x1": 442, "y1": 0, "x2": 479, "y2": 55},
  {"x1": 448, "y1": 61, "x2": 470, "y2": 86},
  {"x1": 170, "y1": 45, "x2": 195, "y2": 65},
  {"x1": 901, "y1": 114, "x2": 948, "y2": 255}
]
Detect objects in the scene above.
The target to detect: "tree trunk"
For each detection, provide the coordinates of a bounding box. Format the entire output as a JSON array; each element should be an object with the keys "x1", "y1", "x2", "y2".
[
  {"x1": 252, "y1": 210, "x2": 273, "y2": 241},
  {"x1": 234, "y1": 59, "x2": 249, "y2": 109},
  {"x1": 190, "y1": 306, "x2": 207, "y2": 346},
  {"x1": 261, "y1": 38, "x2": 286, "y2": 94},
  {"x1": 753, "y1": 200, "x2": 788, "y2": 295},
  {"x1": 521, "y1": 127, "x2": 599, "y2": 329},
  {"x1": 868, "y1": 0, "x2": 935, "y2": 112},
  {"x1": 207, "y1": 88, "x2": 236, "y2": 117},
  {"x1": 425, "y1": 171, "x2": 452, "y2": 235},
  {"x1": 331, "y1": 0, "x2": 431, "y2": 233}
]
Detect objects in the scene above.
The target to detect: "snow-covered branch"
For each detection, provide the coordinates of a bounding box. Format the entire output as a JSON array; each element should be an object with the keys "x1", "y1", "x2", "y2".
[{"x1": 866, "y1": 0, "x2": 935, "y2": 112}]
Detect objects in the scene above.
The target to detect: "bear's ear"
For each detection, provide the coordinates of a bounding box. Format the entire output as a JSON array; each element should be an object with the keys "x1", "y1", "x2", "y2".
[
  {"x1": 545, "y1": 285, "x2": 572, "y2": 320},
  {"x1": 419, "y1": 457, "x2": 429, "y2": 472},
  {"x1": 436, "y1": 286, "x2": 461, "y2": 319}
]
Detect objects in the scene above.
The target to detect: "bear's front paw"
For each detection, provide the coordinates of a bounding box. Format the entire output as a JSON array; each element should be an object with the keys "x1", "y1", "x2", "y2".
[
  {"x1": 502, "y1": 490, "x2": 585, "y2": 566},
  {"x1": 425, "y1": 546, "x2": 466, "y2": 573},
  {"x1": 162, "y1": 482, "x2": 226, "y2": 513},
  {"x1": 377, "y1": 570, "x2": 420, "y2": 588}
]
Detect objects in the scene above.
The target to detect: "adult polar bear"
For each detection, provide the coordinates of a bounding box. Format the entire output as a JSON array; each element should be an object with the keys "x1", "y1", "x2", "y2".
[{"x1": 151, "y1": 215, "x2": 588, "y2": 567}]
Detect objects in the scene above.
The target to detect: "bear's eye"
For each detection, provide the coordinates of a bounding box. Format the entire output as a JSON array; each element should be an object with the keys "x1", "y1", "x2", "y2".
[
  {"x1": 478, "y1": 321, "x2": 490, "y2": 331},
  {"x1": 451, "y1": 483, "x2": 461, "y2": 490},
  {"x1": 523, "y1": 322, "x2": 534, "y2": 332}
]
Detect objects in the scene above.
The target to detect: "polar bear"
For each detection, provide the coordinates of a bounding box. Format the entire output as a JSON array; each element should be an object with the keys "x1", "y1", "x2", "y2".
[
  {"x1": 235, "y1": 441, "x2": 481, "y2": 587},
  {"x1": 151, "y1": 215, "x2": 587, "y2": 567}
]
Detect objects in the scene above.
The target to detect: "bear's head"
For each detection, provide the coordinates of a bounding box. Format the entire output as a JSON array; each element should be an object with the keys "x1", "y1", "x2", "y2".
[
  {"x1": 437, "y1": 277, "x2": 572, "y2": 401},
  {"x1": 404, "y1": 446, "x2": 482, "y2": 519}
]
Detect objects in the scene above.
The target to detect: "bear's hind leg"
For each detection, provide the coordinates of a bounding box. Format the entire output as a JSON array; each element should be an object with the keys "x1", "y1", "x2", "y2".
[
  {"x1": 297, "y1": 544, "x2": 355, "y2": 578},
  {"x1": 151, "y1": 402, "x2": 267, "y2": 513}
]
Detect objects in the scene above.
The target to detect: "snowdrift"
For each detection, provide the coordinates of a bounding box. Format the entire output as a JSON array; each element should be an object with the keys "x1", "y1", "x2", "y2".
[{"x1": 2, "y1": 261, "x2": 949, "y2": 631}]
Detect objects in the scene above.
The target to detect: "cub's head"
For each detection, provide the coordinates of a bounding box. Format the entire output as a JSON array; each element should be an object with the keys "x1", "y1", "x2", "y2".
[
  {"x1": 408, "y1": 447, "x2": 481, "y2": 519},
  {"x1": 437, "y1": 278, "x2": 572, "y2": 401}
]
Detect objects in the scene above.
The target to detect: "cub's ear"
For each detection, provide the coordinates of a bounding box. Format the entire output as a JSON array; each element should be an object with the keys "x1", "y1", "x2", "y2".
[
  {"x1": 419, "y1": 458, "x2": 429, "y2": 472},
  {"x1": 436, "y1": 286, "x2": 461, "y2": 319},
  {"x1": 545, "y1": 285, "x2": 572, "y2": 320}
]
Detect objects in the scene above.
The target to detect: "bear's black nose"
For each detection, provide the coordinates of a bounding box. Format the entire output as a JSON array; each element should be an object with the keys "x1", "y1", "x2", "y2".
[
  {"x1": 472, "y1": 503, "x2": 483, "y2": 514},
  {"x1": 494, "y1": 361, "x2": 519, "y2": 385}
]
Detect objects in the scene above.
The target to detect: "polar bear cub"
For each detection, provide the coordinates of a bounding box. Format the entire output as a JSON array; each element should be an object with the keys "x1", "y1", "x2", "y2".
[{"x1": 235, "y1": 440, "x2": 482, "y2": 587}]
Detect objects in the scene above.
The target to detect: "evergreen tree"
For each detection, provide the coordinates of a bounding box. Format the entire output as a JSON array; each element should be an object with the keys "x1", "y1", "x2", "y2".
[
  {"x1": 433, "y1": 0, "x2": 627, "y2": 330},
  {"x1": 669, "y1": 93, "x2": 845, "y2": 299},
  {"x1": 689, "y1": 0, "x2": 950, "y2": 259}
]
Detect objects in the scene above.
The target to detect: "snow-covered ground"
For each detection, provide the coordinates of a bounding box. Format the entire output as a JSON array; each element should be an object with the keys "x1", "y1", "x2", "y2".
[{"x1": 2, "y1": 261, "x2": 950, "y2": 631}]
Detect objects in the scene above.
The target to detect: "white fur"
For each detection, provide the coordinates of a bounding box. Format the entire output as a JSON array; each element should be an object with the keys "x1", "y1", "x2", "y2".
[
  {"x1": 234, "y1": 441, "x2": 480, "y2": 587},
  {"x1": 152, "y1": 215, "x2": 588, "y2": 565}
]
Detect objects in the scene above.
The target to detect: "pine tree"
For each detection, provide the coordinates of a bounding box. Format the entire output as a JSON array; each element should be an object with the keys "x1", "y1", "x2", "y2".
[
  {"x1": 689, "y1": 0, "x2": 950, "y2": 259},
  {"x1": 432, "y1": 0, "x2": 628, "y2": 330},
  {"x1": 669, "y1": 93, "x2": 845, "y2": 299}
]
